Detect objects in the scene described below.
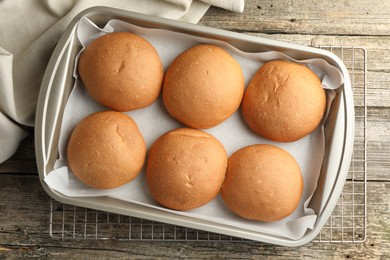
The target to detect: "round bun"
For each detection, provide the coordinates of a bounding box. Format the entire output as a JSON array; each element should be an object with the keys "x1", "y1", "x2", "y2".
[
  {"x1": 67, "y1": 111, "x2": 146, "y2": 189},
  {"x1": 146, "y1": 128, "x2": 227, "y2": 210},
  {"x1": 221, "y1": 144, "x2": 303, "y2": 222},
  {"x1": 242, "y1": 60, "x2": 326, "y2": 142},
  {"x1": 163, "y1": 44, "x2": 244, "y2": 129},
  {"x1": 78, "y1": 32, "x2": 163, "y2": 111}
]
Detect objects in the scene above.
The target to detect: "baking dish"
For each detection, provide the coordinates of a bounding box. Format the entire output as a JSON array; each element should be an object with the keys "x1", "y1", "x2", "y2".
[{"x1": 35, "y1": 6, "x2": 354, "y2": 246}]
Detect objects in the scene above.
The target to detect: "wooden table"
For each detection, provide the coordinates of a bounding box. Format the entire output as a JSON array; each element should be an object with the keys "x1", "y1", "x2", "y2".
[{"x1": 1, "y1": 0, "x2": 389, "y2": 258}]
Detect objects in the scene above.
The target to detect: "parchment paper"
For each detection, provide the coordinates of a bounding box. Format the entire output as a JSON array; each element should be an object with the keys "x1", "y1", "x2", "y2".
[{"x1": 44, "y1": 16, "x2": 344, "y2": 240}]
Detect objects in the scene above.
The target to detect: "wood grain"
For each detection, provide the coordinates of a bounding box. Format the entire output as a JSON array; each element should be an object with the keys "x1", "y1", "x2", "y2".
[
  {"x1": 201, "y1": 0, "x2": 390, "y2": 36},
  {"x1": 0, "y1": 174, "x2": 389, "y2": 259},
  {"x1": 1, "y1": 0, "x2": 390, "y2": 258}
]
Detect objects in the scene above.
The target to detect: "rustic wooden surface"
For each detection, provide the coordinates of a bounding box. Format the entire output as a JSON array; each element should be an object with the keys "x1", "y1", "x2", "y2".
[{"x1": 1, "y1": 0, "x2": 389, "y2": 258}]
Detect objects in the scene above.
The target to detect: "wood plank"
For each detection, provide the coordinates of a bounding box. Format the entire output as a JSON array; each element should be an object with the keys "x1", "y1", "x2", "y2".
[
  {"x1": 0, "y1": 128, "x2": 37, "y2": 174},
  {"x1": 0, "y1": 174, "x2": 388, "y2": 258},
  {"x1": 200, "y1": 0, "x2": 390, "y2": 36},
  {"x1": 241, "y1": 34, "x2": 390, "y2": 70}
]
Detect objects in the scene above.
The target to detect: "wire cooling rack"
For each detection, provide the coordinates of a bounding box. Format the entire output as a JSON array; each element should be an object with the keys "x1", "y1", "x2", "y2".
[
  {"x1": 314, "y1": 46, "x2": 367, "y2": 242},
  {"x1": 49, "y1": 46, "x2": 367, "y2": 243}
]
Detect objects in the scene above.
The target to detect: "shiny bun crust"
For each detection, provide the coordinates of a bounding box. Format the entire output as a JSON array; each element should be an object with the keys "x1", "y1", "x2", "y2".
[
  {"x1": 242, "y1": 60, "x2": 326, "y2": 142},
  {"x1": 221, "y1": 144, "x2": 303, "y2": 222},
  {"x1": 146, "y1": 128, "x2": 228, "y2": 211},
  {"x1": 78, "y1": 32, "x2": 163, "y2": 111},
  {"x1": 67, "y1": 111, "x2": 146, "y2": 189},
  {"x1": 163, "y1": 44, "x2": 244, "y2": 129}
]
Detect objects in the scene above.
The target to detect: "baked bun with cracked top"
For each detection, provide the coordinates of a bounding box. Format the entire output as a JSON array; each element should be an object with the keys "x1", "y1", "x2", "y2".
[
  {"x1": 162, "y1": 44, "x2": 244, "y2": 129},
  {"x1": 67, "y1": 111, "x2": 146, "y2": 189},
  {"x1": 78, "y1": 32, "x2": 163, "y2": 111},
  {"x1": 221, "y1": 144, "x2": 303, "y2": 222},
  {"x1": 242, "y1": 60, "x2": 326, "y2": 142},
  {"x1": 146, "y1": 128, "x2": 228, "y2": 211}
]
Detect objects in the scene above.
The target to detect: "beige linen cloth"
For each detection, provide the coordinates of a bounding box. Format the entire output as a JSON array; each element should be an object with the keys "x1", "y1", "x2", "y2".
[{"x1": 0, "y1": 0, "x2": 244, "y2": 163}]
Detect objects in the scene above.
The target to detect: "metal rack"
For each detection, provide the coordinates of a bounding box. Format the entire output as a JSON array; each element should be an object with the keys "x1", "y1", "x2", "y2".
[{"x1": 49, "y1": 46, "x2": 367, "y2": 243}]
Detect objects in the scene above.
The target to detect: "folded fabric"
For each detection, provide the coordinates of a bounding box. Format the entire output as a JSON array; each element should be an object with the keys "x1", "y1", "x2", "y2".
[{"x1": 0, "y1": 0, "x2": 244, "y2": 164}]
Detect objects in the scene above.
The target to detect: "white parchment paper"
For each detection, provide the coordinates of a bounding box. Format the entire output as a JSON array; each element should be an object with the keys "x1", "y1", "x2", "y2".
[{"x1": 44, "y1": 17, "x2": 344, "y2": 240}]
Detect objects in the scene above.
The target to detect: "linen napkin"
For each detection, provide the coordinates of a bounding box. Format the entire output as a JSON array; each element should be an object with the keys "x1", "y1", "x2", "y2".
[{"x1": 0, "y1": 0, "x2": 244, "y2": 163}]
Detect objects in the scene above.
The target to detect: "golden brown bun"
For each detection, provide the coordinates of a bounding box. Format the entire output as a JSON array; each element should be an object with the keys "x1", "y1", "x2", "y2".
[
  {"x1": 242, "y1": 60, "x2": 326, "y2": 142},
  {"x1": 146, "y1": 128, "x2": 228, "y2": 210},
  {"x1": 67, "y1": 111, "x2": 146, "y2": 189},
  {"x1": 78, "y1": 32, "x2": 163, "y2": 111},
  {"x1": 163, "y1": 44, "x2": 244, "y2": 129},
  {"x1": 221, "y1": 144, "x2": 303, "y2": 222}
]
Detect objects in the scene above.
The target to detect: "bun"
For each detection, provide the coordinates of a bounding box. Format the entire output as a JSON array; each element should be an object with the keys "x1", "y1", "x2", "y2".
[
  {"x1": 67, "y1": 111, "x2": 146, "y2": 189},
  {"x1": 78, "y1": 32, "x2": 163, "y2": 111},
  {"x1": 163, "y1": 44, "x2": 244, "y2": 129},
  {"x1": 146, "y1": 128, "x2": 227, "y2": 210},
  {"x1": 242, "y1": 60, "x2": 326, "y2": 142},
  {"x1": 221, "y1": 144, "x2": 303, "y2": 222}
]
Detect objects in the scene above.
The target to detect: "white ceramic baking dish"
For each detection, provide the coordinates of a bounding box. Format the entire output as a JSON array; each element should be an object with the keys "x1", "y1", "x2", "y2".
[{"x1": 35, "y1": 7, "x2": 354, "y2": 246}]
